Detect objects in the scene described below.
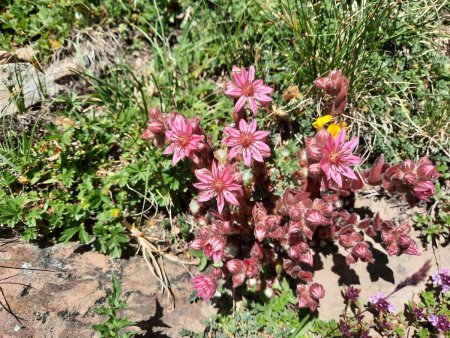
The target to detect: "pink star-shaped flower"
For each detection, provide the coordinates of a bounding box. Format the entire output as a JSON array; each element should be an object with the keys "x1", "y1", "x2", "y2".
[
  {"x1": 223, "y1": 119, "x2": 270, "y2": 167},
  {"x1": 225, "y1": 66, "x2": 273, "y2": 115},
  {"x1": 193, "y1": 161, "x2": 242, "y2": 213}
]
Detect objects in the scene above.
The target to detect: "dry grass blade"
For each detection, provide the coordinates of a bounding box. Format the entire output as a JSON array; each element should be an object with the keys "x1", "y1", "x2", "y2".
[{"x1": 136, "y1": 233, "x2": 175, "y2": 309}]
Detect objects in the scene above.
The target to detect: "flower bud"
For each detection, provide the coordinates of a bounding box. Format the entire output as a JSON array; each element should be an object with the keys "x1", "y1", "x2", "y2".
[
  {"x1": 232, "y1": 274, "x2": 246, "y2": 288},
  {"x1": 305, "y1": 209, "x2": 323, "y2": 225},
  {"x1": 309, "y1": 283, "x2": 325, "y2": 300},
  {"x1": 250, "y1": 242, "x2": 264, "y2": 259},
  {"x1": 148, "y1": 121, "x2": 165, "y2": 134},
  {"x1": 297, "y1": 291, "x2": 311, "y2": 308},
  {"x1": 204, "y1": 236, "x2": 226, "y2": 263},
  {"x1": 306, "y1": 144, "x2": 323, "y2": 161},
  {"x1": 417, "y1": 156, "x2": 432, "y2": 167},
  {"x1": 367, "y1": 154, "x2": 385, "y2": 185},
  {"x1": 254, "y1": 222, "x2": 267, "y2": 242},
  {"x1": 192, "y1": 275, "x2": 217, "y2": 301},
  {"x1": 397, "y1": 234, "x2": 412, "y2": 247},
  {"x1": 244, "y1": 258, "x2": 260, "y2": 277},
  {"x1": 211, "y1": 268, "x2": 223, "y2": 278},
  {"x1": 226, "y1": 259, "x2": 246, "y2": 275},
  {"x1": 352, "y1": 242, "x2": 371, "y2": 260},
  {"x1": 308, "y1": 163, "x2": 322, "y2": 178},
  {"x1": 299, "y1": 251, "x2": 314, "y2": 266},
  {"x1": 412, "y1": 180, "x2": 435, "y2": 201},
  {"x1": 264, "y1": 287, "x2": 274, "y2": 298},
  {"x1": 401, "y1": 159, "x2": 415, "y2": 173},
  {"x1": 265, "y1": 215, "x2": 281, "y2": 232},
  {"x1": 403, "y1": 172, "x2": 417, "y2": 185},
  {"x1": 416, "y1": 164, "x2": 439, "y2": 180},
  {"x1": 405, "y1": 242, "x2": 420, "y2": 256},
  {"x1": 315, "y1": 129, "x2": 330, "y2": 145}
]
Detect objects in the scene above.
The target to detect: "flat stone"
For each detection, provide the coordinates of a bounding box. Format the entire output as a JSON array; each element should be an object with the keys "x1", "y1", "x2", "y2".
[
  {"x1": 0, "y1": 240, "x2": 214, "y2": 337},
  {"x1": 0, "y1": 63, "x2": 59, "y2": 116}
]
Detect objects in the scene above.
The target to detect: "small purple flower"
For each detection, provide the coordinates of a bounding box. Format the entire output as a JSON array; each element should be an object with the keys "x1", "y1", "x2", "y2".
[
  {"x1": 432, "y1": 268, "x2": 450, "y2": 293},
  {"x1": 428, "y1": 314, "x2": 450, "y2": 332},
  {"x1": 339, "y1": 320, "x2": 351, "y2": 337},
  {"x1": 412, "y1": 307, "x2": 424, "y2": 320},
  {"x1": 369, "y1": 292, "x2": 395, "y2": 313},
  {"x1": 345, "y1": 286, "x2": 360, "y2": 301}
]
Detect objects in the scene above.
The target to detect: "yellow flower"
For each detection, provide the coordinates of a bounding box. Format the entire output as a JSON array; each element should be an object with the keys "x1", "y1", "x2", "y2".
[
  {"x1": 312, "y1": 115, "x2": 333, "y2": 131},
  {"x1": 111, "y1": 209, "x2": 121, "y2": 218},
  {"x1": 326, "y1": 124, "x2": 342, "y2": 138},
  {"x1": 326, "y1": 121, "x2": 348, "y2": 138}
]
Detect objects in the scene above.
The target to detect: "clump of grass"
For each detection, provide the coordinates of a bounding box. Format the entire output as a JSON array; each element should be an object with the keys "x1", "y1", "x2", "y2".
[{"x1": 0, "y1": 63, "x2": 192, "y2": 257}]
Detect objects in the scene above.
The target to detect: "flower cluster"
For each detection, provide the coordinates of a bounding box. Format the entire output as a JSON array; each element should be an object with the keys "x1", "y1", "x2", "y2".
[
  {"x1": 432, "y1": 268, "x2": 450, "y2": 293},
  {"x1": 364, "y1": 155, "x2": 439, "y2": 205},
  {"x1": 334, "y1": 264, "x2": 447, "y2": 337},
  {"x1": 428, "y1": 314, "x2": 450, "y2": 332},
  {"x1": 369, "y1": 292, "x2": 395, "y2": 314},
  {"x1": 141, "y1": 67, "x2": 439, "y2": 312},
  {"x1": 141, "y1": 109, "x2": 210, "y2": 166},
  {"x1": 296, "y1": 283, "x2": 325, "y2": 311}
]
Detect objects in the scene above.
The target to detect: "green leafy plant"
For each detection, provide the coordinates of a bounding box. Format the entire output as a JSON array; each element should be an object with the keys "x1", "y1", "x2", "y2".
[
  {"x1": 92, "y1": 273, "x2": 136, "y2": 338},
  {"x1": 0, "y1": 64, "x2": 192, "y2": 257},
  {"x1": 182, "y1": 279, "x2": 313, "y2": 337}
]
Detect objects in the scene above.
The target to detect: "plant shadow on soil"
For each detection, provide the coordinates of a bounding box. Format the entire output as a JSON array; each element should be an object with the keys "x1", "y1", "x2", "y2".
[
  {"x1": 312, "y1": 241, "x2": 395, "y2": 286},
  {"x1": 134, "y1": 299, "x2": 171, "y2": 338}
]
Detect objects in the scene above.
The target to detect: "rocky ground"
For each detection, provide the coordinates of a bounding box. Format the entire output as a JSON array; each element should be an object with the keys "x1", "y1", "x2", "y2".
[
  {"x1": 0, "y1": 195, "x2": 447, "y2": 337},
  {"x1": 0, "y1": 240, "x2": 214, "y2": 337}
]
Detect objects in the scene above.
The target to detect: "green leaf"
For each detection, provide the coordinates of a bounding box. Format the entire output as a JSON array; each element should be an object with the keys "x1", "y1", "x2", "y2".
[
  {"x1": 79, "y1": 226, "x2": 90, "y2": 244},
  {"x1": 190, "y1": 249, "x2": 208, "y2": 271},
  {"x1": 59, "y1": 227, "x2": 80, "y2": 243}
]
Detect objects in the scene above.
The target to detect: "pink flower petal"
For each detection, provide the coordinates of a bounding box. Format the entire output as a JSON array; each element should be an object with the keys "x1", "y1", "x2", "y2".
[
  {"x1": 253, "y1": 130, "x2": 270, "y2": 140},
  {"x1": 255, "y1": 93, "x2": 272, "y2": 103},
  {"x1": 198, "y1": 190, "x2": 215, "y2": 202},
  {"x1": 254, "y1": 140, "x2": 271, "y2": 153},
  {"x1": 228, "y1": 145, "x2": 242, "y2": 159},
  {"x1": 243, "y1": 148, "x2": 252, "y2": 166},
  {"x1": 223, "y1": 190, "x2": 239, "y2": 206},
  {"x1": 217, "y1": 194, "x2": 225, "y2": 213},
  {"x1": 251, "y1": 146, "x2": 264, "y2": 162},
  {"x1": 248, "y1": 66, "x2": 255, "y2": 82},
  {"x1": 225, "y1": 87, "x2": 243, "y2": 97},
  {"x1": 249, "y1": 98, "x2": 258, "y2": 115},
  {"x1": 234, "y1": 96, "x2": 247, "y2": 113}
]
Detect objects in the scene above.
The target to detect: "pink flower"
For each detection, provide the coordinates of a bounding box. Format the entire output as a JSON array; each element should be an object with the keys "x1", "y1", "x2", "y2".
[
  {"x1": 309, "y1": 283, "x2": 325, "y2": 300},
  {"x1": 193, "y1": 161, "x2": 242, "y2": 213},
  {"x1": 296, "y1": 283, "x2": 325, "y2": 311},
  {"x1": 192, "y1": 275, "x2": 217, "y2": 301},
  {"x1": 320, "y1": 129, "x2": 362, "y2": 188},
  {"x1": 142, "y1": 108, "x2": 165, "y2": 138},
  {"x1": 412, "y1": 180, "x2": 435, "y2": 201},
  {"x1": 226, "y1": 259, "x2": 247, "y2": 287},
  {"x1": 225, "y1": 66, "x2": 273, "y2": 115},
  {"x1": 204, "y1": 235, "x2": 226, "y2": 263},
  {"x1": 163, "y1": 115, "x2": 205, "y2": 165},
  {"x1": 223, "y1": 119, "x2": 270, "y2": 167}
]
